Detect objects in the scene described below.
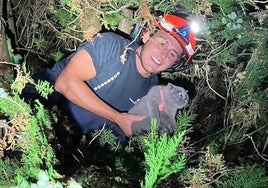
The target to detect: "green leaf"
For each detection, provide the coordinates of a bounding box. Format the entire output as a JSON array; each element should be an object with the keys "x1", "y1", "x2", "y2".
[
  {"x1": 237, "y1": 18, "x2": 243, "y2": 24},
  {"x1": 222, "y1": 17, "x2": 227, "y2": 24},
  {"x1": 0, "y1": 88, "x2": 8, "y2": 98},
  {"x1": 228, "y1": 12, "x2": 237, "y2": 20},
  {"x1": 13, "y1": 54, "x2": 23, "y2": 64},
  {"x1": 37, "y1": 171, "x2": 49, "y2": 183}
]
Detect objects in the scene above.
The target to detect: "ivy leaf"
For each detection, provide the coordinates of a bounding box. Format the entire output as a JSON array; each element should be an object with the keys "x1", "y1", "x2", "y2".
[
  {"x1": 232, "y1": 24, "x2": 238, "y2": 30},
  {"x1": 237, "y1": 18, "x2": 243, "y2": 24},
  {"x1": 37, "y1": 170, "x2": 49, "y2": 183},
  {"x1": 68, "y1": 179, "x2": 83, "y2": 188},
  {"x1": 222, "y1": 17, "x2": 227, "y2": 24},
  {"x1": 12, "y1": 54, "x2": 23, "y2": 64},
  {"x1": 7, "y1": 37, "x2": 22, "y2": 64},
  {"x1": 0, "y1": 88, "x2": 8, "y2": 98},
  {"x1": 6, "y1": 37, "x2": 14, "y2": 53},
  {"x1": 228, "y1": 12, "x2": 237, "y2": 20}
]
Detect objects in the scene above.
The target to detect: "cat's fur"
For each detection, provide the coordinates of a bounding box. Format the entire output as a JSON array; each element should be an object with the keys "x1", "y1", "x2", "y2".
[{"x1": 129, "y1": 83, "x2": 189, "y2": 135}]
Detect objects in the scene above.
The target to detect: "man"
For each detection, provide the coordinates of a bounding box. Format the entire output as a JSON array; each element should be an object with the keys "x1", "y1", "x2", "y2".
[{"x1": 22, "y1": 14, "x2": 197, "y2": 142}]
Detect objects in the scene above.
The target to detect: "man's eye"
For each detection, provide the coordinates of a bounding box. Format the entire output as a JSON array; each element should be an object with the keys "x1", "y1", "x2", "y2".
[
  {"x1": 170, "y1": 52, "x2": 176, "y2": 57},
  {"x1": 170, "y1": 50, "x2": 178, "y2": 59},
  {"x1": 161, "y1": 41, "x2": 167, "y2": 46},
  {"x1": 157, "y1": 38, "x2": 167, "y2": 45}
]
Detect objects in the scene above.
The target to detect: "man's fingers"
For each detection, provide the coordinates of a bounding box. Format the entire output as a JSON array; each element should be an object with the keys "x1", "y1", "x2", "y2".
[{"x1": 134, "y1": 115, "x2": 146, "y2": 121}]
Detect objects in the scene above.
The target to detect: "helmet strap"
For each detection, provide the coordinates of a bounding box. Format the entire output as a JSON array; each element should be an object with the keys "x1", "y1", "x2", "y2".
[{"x1": 136, "y1": 45, "x2": 153, "y2": 76}]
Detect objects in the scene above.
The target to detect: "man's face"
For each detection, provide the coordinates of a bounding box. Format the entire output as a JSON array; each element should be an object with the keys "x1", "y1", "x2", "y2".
[{"x1": 141, "y1": 30, "x2": 183, "y2": 73}]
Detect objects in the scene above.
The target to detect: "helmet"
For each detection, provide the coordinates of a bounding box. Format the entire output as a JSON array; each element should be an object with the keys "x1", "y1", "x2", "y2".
[
  {"x1": 158, "y1": 14, "x2": 197, "y2": 68},
  {"x1": 129, "y1": 8, "x2": 198, "y2": 72}
]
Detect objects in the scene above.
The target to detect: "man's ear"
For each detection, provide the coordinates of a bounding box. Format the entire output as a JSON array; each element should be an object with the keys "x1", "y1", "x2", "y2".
[{"x1": 142, "y1": 31, "x2": 152, "y2": 43}]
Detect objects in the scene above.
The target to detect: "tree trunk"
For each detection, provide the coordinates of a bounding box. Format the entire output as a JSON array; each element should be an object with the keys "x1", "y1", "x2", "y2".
[{"x1": 0, "y1": 0, "x2": 12, "y2": 79}]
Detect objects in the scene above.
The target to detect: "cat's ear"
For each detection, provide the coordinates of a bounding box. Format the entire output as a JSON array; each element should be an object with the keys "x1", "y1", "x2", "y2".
[{"x1": 167, "y1": 83, "x2": 174, "y2": 89}]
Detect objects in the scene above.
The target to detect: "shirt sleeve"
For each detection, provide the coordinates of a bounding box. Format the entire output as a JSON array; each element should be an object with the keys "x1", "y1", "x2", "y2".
[{"x1": 79, "y1": 32, "x2": 126, "y2": 75}]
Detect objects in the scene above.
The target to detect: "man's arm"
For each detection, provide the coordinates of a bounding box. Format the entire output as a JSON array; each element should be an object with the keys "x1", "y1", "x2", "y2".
[{"x1": 54, "y1": 49, "x2": 143, "y2": 136}]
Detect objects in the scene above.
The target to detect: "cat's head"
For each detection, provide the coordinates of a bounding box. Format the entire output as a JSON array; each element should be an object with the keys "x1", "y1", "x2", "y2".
[{"x1": 165, "y1": 83, "x2": 189, "y2": 109}]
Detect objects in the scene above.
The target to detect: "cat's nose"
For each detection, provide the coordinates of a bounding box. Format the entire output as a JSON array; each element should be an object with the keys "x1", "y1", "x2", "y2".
[{"x1": 183, "y1": 93, "x2": 189, "y2": 101}]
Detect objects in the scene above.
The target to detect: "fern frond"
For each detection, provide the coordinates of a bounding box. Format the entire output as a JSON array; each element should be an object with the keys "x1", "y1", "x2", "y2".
[
  {"x1": 35, "y1": 80, "x2": 54, "y2": 99},
  {"x1": 142, "y1": 113, "x2": 193, "y2": 188}
]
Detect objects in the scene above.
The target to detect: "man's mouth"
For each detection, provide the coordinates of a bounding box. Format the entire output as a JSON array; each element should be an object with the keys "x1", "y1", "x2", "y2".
[{"x1": 152, "y1": 56, "x2": 162, "y2": 65}]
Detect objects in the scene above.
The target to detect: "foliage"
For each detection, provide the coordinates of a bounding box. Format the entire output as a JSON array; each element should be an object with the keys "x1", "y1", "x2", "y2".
[
  {"x1": 180, "y1": 146, "x2": 227, "y2": 187},
  {"x1": 183, "y1": 0, "x2": 268, "y2": 167},
  {"x1": 97, "y1": 129, "x2": 117, "y2": 148},
  {"x1": 11, "y1": 64, "x2": 33, "y2": 94},
  {"x1": 35, "y1": 80, "x2": 54, "y2": 99},
  {"x1": 89, "y1": 127, "x2": 122, "y2": 152},
  {"x1": 0, "y1": 92, "x2": 58, "y2": 186},
  {"x1": 0, "y1": 93, "x2": 31, "y2": 120},
  {"x1": 10, "y1": 63, "x2": 54, "y2": 99},
  {"x1": 219, "y1": 165, "x2": 268, "y2": 188},
  {"x1": 11, "y1": 0, "x2": 192, "y2": 55},
  {"x1": 12, "y1": 170, "x2": 82, "y2": 188},
  {"x1": 7, "y1": 37, "x2": 22, "y2": 65},
  {"x1": 50, "y1": 51, "x2": 65, "y2": 62},
  {"x1": 141, "y1": 114, "x2": 193, "y2": 188},
  {"x1": 2, "y1": 0, "x2": 268, "y2": 187},
  {"x1": 208, "y1": 0, "x2": 234, "y2": 13},
  {"x1": 0, "y1": 60, "x2": 57, "y2": 186},
  {"x1": 234, "y1": 40, "x2": 268, "y2": 124},
  {"x1": 0, "y1": 157, "x2": 18, "y2": 187},
  {"x1": 0, "y1": 88, "x2": 8, "y2": 98}
]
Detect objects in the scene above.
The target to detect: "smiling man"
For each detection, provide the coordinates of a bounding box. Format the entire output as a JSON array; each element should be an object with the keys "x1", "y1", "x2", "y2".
[{"x1": 22, "y1": 13, "x2": 197, "y2": 141}]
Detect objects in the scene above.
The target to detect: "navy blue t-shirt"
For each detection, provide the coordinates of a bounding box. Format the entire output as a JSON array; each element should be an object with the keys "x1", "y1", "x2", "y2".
[{"x1": 48, "y1": 32, "x2": 158, "y2": 112}]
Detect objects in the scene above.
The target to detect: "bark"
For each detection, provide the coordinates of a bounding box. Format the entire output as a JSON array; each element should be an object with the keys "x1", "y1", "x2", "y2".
[{"x1": 0, "y1": 0, "x2": 12, "y2": 78}]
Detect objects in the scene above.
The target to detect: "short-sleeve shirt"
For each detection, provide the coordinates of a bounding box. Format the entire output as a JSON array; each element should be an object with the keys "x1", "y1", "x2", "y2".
[{"x1": 48, "y1": 32, "x2": 158, "y2": 112}]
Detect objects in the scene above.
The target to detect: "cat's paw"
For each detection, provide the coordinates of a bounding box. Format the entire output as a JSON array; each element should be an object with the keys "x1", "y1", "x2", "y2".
[{"x1": 158, "y1": 126, "x2": 171, "y2": 136}]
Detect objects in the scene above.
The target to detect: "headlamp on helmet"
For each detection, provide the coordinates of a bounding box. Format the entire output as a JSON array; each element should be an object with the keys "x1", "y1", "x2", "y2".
[{"x1": 158, "y1": 14, "x2": 198, "y2": 69}]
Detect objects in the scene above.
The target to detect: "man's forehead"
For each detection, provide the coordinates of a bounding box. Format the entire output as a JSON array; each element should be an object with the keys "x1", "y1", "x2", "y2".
[{"x1": 154, "y1": 30, "x2": 178, "y2": 43}]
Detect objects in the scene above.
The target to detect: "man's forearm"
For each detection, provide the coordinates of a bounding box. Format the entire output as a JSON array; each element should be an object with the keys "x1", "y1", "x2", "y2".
[{"x1": 55, "y1": 77, "x2": 120, "y2": 123}]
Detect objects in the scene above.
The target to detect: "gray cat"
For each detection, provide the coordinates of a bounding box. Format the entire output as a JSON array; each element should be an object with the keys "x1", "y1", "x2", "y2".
[{"x1": 129, "y1": 83, "x2": 189, "y2": 136}]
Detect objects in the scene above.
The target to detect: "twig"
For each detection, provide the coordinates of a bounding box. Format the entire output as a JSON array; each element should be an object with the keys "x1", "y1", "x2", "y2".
[
  {"x1": 0, "y1": 61, "x2": 19, "y2": 67},
  {"x1": 262, "y1": 136, "x2": 268, "y2": 154},
  {"x1": 106, "y1": 4, "x2": 130, "y2": 15},
  {"x1": 88, "y1": 123, "x2": 106, "y2": 145},
  {"x1": 76, "y1": 148, "x2": 85, "y2": 158},
  {"x1": 250, "y1": 0, "x2": 268, "y2": 3},
  {"x1": 125, "y1": 21, "x2": 146, "y2": 48},
  {"x1": 205, "y1": 66, "x2": 225, "y2": 99},
  {"x1": 245, "y1": 134, "x2": 268, "y2": 162},
  {"x1": 45, "y1": 19, "x2": 83, "y2": 43},
  {"x1": 17, "y1": 10, "x2": 30, "y2": 43},
  {"x1": 15, "y1": 47, "x2": 46, "y2": 56},
  {"x1": 84, "y1": 2, "x2": 101, "y2": 15},
  {"x1": 204, "y1": 40, "x2": 235, "y2": 100},
  {"x1": 223, "y1": 66, "x2": 239, "y2": 146}
]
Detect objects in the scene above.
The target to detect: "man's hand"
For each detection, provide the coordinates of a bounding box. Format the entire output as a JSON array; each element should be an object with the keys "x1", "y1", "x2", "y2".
[{"x1": 114, "y1": 113, "x2": 145, "y2": 137}]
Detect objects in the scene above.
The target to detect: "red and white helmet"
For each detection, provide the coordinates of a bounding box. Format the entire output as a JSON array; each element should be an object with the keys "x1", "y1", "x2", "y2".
[{"x1": 158, "y1": 14, "x2": 197, "y2": 66}]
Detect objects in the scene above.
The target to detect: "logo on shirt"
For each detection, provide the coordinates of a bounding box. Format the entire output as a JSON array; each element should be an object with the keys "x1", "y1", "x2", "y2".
[
  {"x1": 129, "y1": 97, "x2": 140, "y2": 105},
  {"x1": 93, "y1": 72, "x2": 120, "y2": 91}
]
